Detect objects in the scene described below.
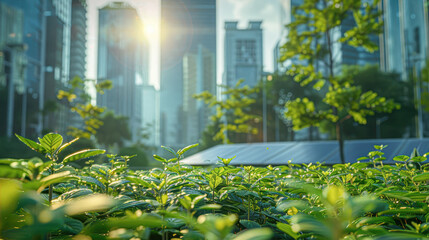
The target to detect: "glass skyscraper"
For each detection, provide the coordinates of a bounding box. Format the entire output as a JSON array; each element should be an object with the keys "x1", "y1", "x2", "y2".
[
  {"x1": 160, "y1": 0, "x2": 216, "y2": 147},
  {"x1": 97, "y1": 2, "x2": 149, "y2": 142}
]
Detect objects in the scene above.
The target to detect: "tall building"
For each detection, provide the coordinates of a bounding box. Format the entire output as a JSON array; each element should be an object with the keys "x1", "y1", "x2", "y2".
[
  {"x1": 69, "y1": 0, "x2": 87, "y2": 79},
  {"x1": 68, "y1": 0, "x2": 87, "y2": 132},
  {"x1": 182, "y1": 45, "x2": 216, "y2": 145},
  {"x1": 381, "y1": 0, "x2": 427, "y2": 79},
  {"x1": 0, "y1": 2, "x2": 26, "y2": 137},
  {"x1": 97, "y1": 2, "x2": 149, "y2": 142},
  {"x1": 0, "y1": 0, "x2": 70, "y2": 137},
  {"x1": 224, "y1": 21, "x2": 263, "y2": 88},
  {"x1": 142, "y1": 84, "x2": 160, "y2": 147},
  {"x1": 160, "y1": 0, "x2": 216, "y2": 147},
  {"x1": 41, "y1": 0, "x2": 73, "y2": 135},
  {"x1": 380, "y1": 0, "x2": 429, "y2": 137}
]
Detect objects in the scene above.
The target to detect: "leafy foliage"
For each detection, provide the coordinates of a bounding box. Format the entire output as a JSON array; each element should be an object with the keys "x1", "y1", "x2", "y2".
[
  {"x1": 57, "y1": 76, "x2": 112, "y2": 139},
  {"x1": 194, "y1": 79, "x2": 260, "y2": 144},
  {"x1": 95, "y1": 111, "x2": 132, "y2": 148},
  {"x1": 280, "y1": 0, "x2": 399, "y2": 163},
  {"x1": 3, "y1": 134, "x2": 429, "y2": 239}
]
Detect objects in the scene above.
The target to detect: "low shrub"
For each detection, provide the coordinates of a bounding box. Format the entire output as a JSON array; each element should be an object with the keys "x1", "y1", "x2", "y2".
[{"x1": 1, "y1": 133, "x2": 428, "y2": 239}]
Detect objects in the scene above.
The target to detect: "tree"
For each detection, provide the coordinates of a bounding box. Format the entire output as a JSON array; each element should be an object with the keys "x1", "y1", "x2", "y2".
[
  {"x1": 95, "y1": 111, "x2": 131, "y2": 148},
  {"x1": 339, "y1": 65, "x2": 415, "y2": 139},
  {"x1": 194, "y1": 79, "x2": 260, "y2": 145},
  {"x1": 57, "y1": 76, "x2": 112, "y2": 139},
  {"x1": 249, "y1": 73, "x2": 322, "y2": 142},
  {"x1": 280, "y1": 0, "x2": 399, "y2": 163}
]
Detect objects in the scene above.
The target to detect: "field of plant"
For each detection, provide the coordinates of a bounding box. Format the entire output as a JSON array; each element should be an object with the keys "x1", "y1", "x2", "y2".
[{"x1": 1, "y1": 133, "x2": 429, "y2": 240}]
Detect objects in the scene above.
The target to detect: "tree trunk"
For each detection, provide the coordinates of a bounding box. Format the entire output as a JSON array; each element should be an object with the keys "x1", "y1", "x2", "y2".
[{"x1": 336, "y1": 121, "x2": 345, "y2": 164}]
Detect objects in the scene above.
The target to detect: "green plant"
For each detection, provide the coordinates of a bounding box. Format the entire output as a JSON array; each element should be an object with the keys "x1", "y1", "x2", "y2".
[
  {"x1": 194, "y1": 79, "x2": 260, "y2": 144},
  {"x1": 3, "y1": 133, "x2": 429, "y2": 239},
  {"x1": 280, "y1": 0, "x2": 399, "y2": 163}
]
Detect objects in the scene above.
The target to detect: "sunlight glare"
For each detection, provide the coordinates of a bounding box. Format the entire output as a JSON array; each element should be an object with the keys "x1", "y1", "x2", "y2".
[{"x1": 144, "y1": 24, "x2": 157, "y2": 38}]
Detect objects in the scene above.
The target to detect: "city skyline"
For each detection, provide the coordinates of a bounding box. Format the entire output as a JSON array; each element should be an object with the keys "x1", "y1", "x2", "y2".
[{"x1": 86, "y1": 0, "x2": 283, "y2": 88}]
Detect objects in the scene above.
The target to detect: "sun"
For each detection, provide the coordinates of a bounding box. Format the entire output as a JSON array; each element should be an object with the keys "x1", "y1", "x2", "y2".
[{"x1": 144, "y1": 24, "x2": 157, "y2": 38}]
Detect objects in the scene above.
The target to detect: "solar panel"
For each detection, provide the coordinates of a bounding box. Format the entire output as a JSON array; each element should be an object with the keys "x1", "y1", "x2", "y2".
[{"x1": 180, "y1": 139, "x2": 429, "y2": 166}]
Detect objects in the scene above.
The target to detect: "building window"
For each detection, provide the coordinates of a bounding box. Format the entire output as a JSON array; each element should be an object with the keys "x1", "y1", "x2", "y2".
[{"x1": 236, "y1": 39, "x2": 256, "y2": 64}]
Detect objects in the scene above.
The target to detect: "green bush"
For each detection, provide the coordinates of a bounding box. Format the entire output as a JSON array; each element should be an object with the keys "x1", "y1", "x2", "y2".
[
  {"x1": 1, "y1": 133, "x2": 429, "y2": 240},
  {"x1": 118, "y1": 146, "x2": 149, "y2": 167}
]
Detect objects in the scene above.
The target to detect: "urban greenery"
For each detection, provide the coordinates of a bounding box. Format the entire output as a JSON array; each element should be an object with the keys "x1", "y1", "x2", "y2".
[
  {"x1": 194, "y1": 79, "x2": 260, "y2": 145},
  {"x1": 57, "y1": 76, "x2": 112, "y2": 139},
  {"x1": 280, "y1": 0, "x2": 399, "y2": 163},
  {"x1": 2, "y1": 133, "x2": 429, "y2": 239}
]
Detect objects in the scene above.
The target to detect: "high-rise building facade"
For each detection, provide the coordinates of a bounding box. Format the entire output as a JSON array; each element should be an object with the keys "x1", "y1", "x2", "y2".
[
  {"x1": 224, "y1": 21, "x2": 263, "y2": 88},
  {"x1": 0, "y1": 0, "x2": 72, "y2": 137},
  {"x1": 182, "y1": 45, "x2": 215, "y2": 145},
  {"x1": 0, "y1": 2, "x2": 26, "y2": 137},
  {"x1": 160, "y1": 0, "x2": 216, "y2": 147},
  {"x1": 70, "y1": 0, "x2": 87, "y2": 80},
  {"x1": 380, "y1": 0, "x2": 429, "y2": 137},
  {"x1": 97, "y1": 2, "x2": 148, "y2": 142},
  {"x1": 381, "y1": 0, "x2": 427, "y2": 79}
]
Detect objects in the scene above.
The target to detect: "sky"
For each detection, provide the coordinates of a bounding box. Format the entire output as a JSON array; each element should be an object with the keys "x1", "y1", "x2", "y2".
[{"x1": 86, "y1": 0, "x2": 285, "y2": 89}]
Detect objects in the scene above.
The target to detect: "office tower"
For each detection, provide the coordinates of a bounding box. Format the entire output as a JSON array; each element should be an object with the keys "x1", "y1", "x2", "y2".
[
  {"x1": 0, "y1": 0, "x2": 58, "y2": 137},
  {"x1": 160, "y1": 0, "x2": 216, "y2": 147},
  {"x1": 380, "y1": 0, "x2": 428, "y2": 137},
  {"x1": 142, "y1": 84, "x2": 160, "y2": 147},
  {"x1": 224, "y1": 21, "x2": 263, "y2": 88},
  {"x1": 182, "y1": 45, "x2": 216, "y2": 145},
  {"x1": 381, "y1": 0, "x2": 427, "y2": 78},
  {"x1": 70, "y1": 0, "x2": 87, "y2": 79},
  {"x1": 0, "y1": 2, "x2": 26, "y2": 137},
  {"x1": 97, "y1": 2, "x2": 148, "y2": 142},
  {"x1": 68, "y1": 0, "x2": 87, "y2": 132}
]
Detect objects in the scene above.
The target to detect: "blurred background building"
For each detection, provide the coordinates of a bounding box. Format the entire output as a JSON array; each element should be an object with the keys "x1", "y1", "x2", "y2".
[
  {"x1": 223, "y1": 21, "x2": 263, "y2": 88},
  {"x1": 160, "y1": 0, "x2": 216, "y2": 148},
  {"x1": 96, "y1": 1, "x2": 149, "y2": 143}
]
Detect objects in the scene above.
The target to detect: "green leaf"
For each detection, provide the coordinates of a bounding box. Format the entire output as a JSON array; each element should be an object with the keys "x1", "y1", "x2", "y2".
[
  {"x1": 39, "y1": 133, "x2": 63, "y2": 154},
  {"x1": 393, "y1": 155, "x2": 409, "y2": 162},
  {"x1": 105, "y1": 200, "x2": 149, "y2": 214},
  {"x1": 58, "y1": 137, "x2": 79, "y2": 154},
  {"x1": 153, "y1": 154, "x2": 167, "y2": 163},
  {"x1": 411, "y1": 156, "x2": 427, "y2": 162},
  {"x1": 59, "y1": 189, "x2": 94, "y2": 200},
  {"x1": 161, "y1": 145, "x2": 179, "y2": 158},
  {"x1": 60, "y1": 217, "x2": 84, "y2": 235},
  {"x1": 197, "y1": 204, "x2": 222, "y2": 210},
  {"x1": 64, "y1": 194, "x2": 116, "y2": 215},
  {"x1": 63, "y1": 149, "x2": 105, "y2": 164},
  {"x1": 240, "y1": 220, "x2": 261, "y2": 229},
  {"x1": 277, "y1": 222, "x2": 298, "y2": 239},
  {"x1": 178, "y1": 143, "x2": 199, "y2": 156},
  {"x1": 80, "y1": 176, "x2": 106, "y2": 191},
  {"x1": 413, "y1": 172, "x2": 429, "y2": 182},
  {"x1": 37, "y1": 171, "x2": 77, "y2": 192},
  {"x1": 15, "y1": 134, "x2": 45, "y2": 153},
  {"x1": 312, "y1": 79, "x2": 325, "y2": 90},
  {"x1": 233, "y1": 228, "x2": 273, "y2": 240},
  {"x1": 83, "y1": 214, "x2": 166, "y2": 233}
]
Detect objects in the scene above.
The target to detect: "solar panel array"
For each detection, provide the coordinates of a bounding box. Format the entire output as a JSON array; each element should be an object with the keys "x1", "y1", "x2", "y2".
[{"x1": 180, "y1": 138, "x2": 429, "y2": 166}]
